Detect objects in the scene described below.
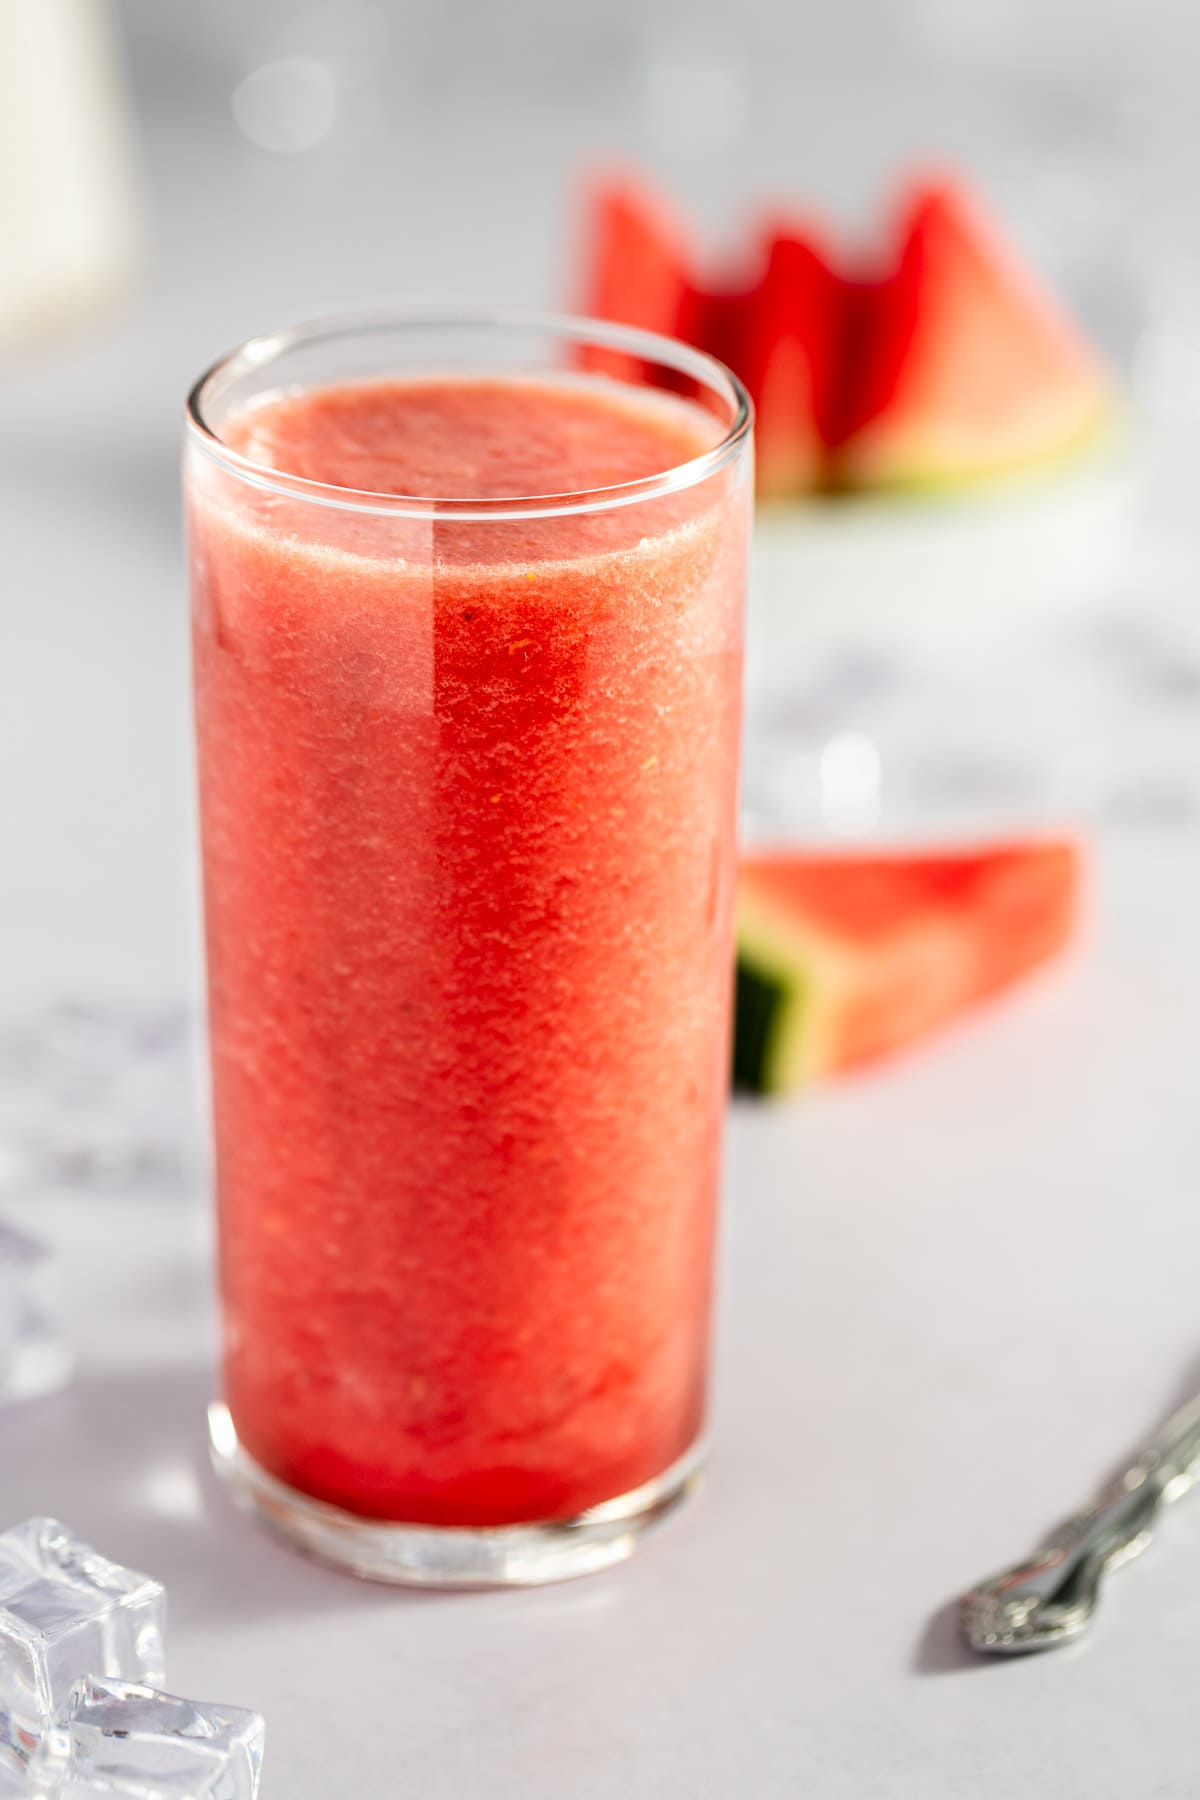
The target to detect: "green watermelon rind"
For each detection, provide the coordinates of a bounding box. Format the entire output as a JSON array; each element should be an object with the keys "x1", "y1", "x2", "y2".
[
  {"x1": 835, "y1": 392, "x2": 1119, "y2": 497},
  {"x1": 732, "y1": 912, "x2": 822, "y2": 1096}
]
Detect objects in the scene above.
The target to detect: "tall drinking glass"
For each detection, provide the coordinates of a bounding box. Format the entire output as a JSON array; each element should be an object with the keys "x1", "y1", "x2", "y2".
[{"x1": 184, "y1": 311, "x2": 752, "y2": 1585}]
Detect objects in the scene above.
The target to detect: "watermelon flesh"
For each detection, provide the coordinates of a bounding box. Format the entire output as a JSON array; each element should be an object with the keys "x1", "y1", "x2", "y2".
[
  {"x1": 578, "y1": 171, "x2": 1112, "y2": 499},
  {"x1": 734, "y1": 841, "x2": 1081, "y2": 1092},
  {"x1": 835, "y1": 178, "x2": 1113, "y2": 488},
  {"x1": 580, "y1": 177, "x2": 839, "y2": 492},
  {"x1": 705, "y1": 225, "x2": 842, "y2": 497},
  {"x1": 577, "y1": 176, "x2": 700, "y2": 385}
]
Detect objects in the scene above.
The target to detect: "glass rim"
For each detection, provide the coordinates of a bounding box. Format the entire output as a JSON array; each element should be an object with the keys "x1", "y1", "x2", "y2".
[{"x1": 184, "y1": 305, "x2": 752, "y2": 522}]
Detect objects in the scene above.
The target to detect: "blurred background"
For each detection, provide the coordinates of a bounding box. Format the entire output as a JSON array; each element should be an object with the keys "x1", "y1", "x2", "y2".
[{"x1": 3, "y1": 0, "x2": 1200, "y2": 1026}]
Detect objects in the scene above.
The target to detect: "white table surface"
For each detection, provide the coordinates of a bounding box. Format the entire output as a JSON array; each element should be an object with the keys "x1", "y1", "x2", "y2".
[
  {"x1": 7, "y1": 838, "x2": 1200, "y2": 1800},
  {"x1": 5, "y1": 4, "x2": 1200, "y2": 1794}
]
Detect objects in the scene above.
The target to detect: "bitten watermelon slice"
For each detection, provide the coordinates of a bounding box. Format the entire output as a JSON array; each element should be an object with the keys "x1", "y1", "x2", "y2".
[
  {"x1": 706, "y1": 224, "x2": 842, "y2": 497},
  {"x1": 734, "y1": 841, "x2": 1081, "y2": 1092},
  {"x1": 835, "y1": 178, "x2": 1112, "y2": 488}
]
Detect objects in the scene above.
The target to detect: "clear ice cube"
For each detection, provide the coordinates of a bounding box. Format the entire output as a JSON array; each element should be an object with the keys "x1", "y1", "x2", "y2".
[
  {"x1": 0, "y1": 1006, "x2": 203, "y2": 1200},
  {"x1": 27, "y1": 1678, "x2": 264, "y2": 1800},
  {"x1": 0, "y1": 1223, "x2": 72, "y2": 1406},
  {"x1": 0, "y1": 1521, "x2": 166, "y2": 1769}
]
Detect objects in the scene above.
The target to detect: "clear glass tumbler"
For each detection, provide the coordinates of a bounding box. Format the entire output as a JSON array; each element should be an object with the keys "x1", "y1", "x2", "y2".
[{"x1": 184, "y1": 310, "x2": 752, "y2": 1585}]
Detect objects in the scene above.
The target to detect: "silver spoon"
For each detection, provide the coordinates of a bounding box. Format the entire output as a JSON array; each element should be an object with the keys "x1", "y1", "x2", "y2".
[{"x1": 960, "y1": 1391, "x2": 1200, "y2": 1654}]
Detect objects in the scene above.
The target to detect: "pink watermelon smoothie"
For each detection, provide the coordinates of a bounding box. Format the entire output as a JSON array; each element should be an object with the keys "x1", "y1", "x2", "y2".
[{"x1": 188, "y1": 373, "x2": 748, "y2": 1526}]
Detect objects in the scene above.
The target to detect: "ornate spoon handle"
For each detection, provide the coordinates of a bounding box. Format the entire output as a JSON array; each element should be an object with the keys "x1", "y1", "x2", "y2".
[{"x1": 960, "y1": 1392, "x2": 1200, "y2": 1654}]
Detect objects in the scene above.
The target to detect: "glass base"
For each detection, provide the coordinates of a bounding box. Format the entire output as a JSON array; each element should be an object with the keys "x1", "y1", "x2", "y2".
[{"x1": 207, "y1": 1402, "x2": 704, "y2": 1588}]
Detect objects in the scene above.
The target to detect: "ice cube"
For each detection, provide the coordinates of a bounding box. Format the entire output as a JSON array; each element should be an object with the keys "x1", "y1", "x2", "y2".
[
  {"x1": 0, "y1": 1521, "x2": 166, "y2": 1769},
  {"x1": 0, "y1": 1222, "x2": 72, "y2": 1405},
  {"x1": 0, "y1": 1006, "x2": 203, "y2": 1200},
  {"x1": 27, "y1": 1678, "x2": 264, "y2": 1800}
]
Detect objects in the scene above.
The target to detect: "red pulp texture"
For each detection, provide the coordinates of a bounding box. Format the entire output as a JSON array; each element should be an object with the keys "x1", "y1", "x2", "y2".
[{"x1": 188, "y1": 375, "x2": 748, "y2": 1525}]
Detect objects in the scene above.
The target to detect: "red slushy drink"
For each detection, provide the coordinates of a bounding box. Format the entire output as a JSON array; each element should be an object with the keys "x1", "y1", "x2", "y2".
[{"x1": 187, "y1": 320, "x2": 750, "y2": 1574}]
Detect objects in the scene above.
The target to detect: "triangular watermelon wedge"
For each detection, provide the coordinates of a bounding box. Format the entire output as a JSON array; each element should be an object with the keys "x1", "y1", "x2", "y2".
[
  {"x1": 578, "y1": 180, "x2": 840, "y2": 496},
  {"x1": 704, "y1": 223, "x2": 842, "y2": 497},
  {"x1": 577, "y1": 175, "x2": 702, "y2": 384},
  {"x1": 834, "y1": 177, "x2": 1113, "y2": 489},
  {"x1": 734, "y1": 840, "x2": 1081, "y2": 1091}
]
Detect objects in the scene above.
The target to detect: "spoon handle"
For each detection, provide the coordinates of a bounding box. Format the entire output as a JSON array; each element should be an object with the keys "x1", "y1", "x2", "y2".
[{"x1": 960, "y1": 1392, "x2": 1200, "y2": 1655}]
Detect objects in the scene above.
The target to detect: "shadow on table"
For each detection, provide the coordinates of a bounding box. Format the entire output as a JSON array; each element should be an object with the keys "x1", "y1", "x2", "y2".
[
  {"x1": 911, "y1": 1598, "x2": 991, "y2": 1675},
  {"x1": 0, "y1": 1364, "x2": 449, "y2": 1627}
]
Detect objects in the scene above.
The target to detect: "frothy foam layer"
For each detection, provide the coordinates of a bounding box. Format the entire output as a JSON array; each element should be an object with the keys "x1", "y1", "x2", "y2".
[{"x1": 227, "y1": 374, "x2": 722, "y2": 501}]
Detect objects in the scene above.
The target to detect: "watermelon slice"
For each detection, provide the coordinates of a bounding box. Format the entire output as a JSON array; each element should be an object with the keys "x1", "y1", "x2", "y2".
[
  {"x1": 734, "y1": 840, "x2": 1081, "y2": 1092},
  {"x1": 835, "y1": 177, "x2": 1113, "y2": 489},
  {"x1": 577, "y1": 175, "x2": 701, "y2": 384},
  {"x1": 578, "y1": 179, "x2": 840, "y2": 494},
  {"x1": 706, "y1": 224, "x2": 842, "y2": 497},
  {"x1": 577, "y1": 170, "x2": 1112, "y2": 497}
]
